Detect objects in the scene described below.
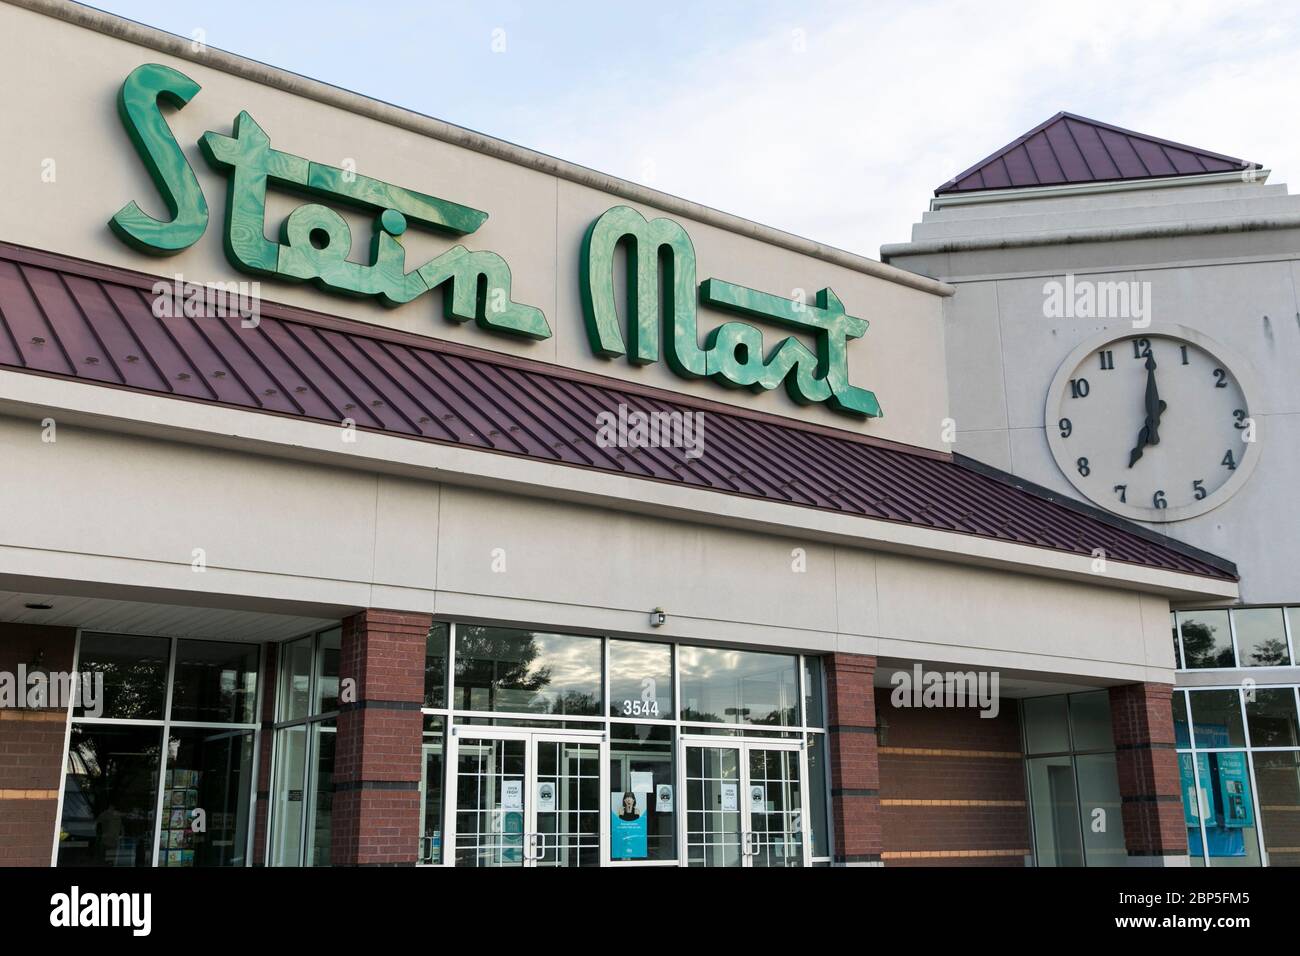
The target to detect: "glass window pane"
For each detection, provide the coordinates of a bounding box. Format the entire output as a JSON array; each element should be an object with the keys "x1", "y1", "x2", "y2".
[
  {"x1": 453, "y1": 626, "x2": 602, "y2": 716},
  {"x1": 314, "y1": 628, "x2": 341, "y2": 715},
  {"x1": 1232, "y1": 608, "x2": 1290, "y2": 667},
  {"x1": 170, "y1": 640, "x2": 259, "y2": 724},
  {"x1": 75, "y1": 633, "x2": 170, "y2": 720},
  {"x1": 1177, "y1": 752, "x2": 1206, "y2": 866},
  {"x1": 1253, "y1": 751, "x2": 1300, "y2": 867},
  {"x1": 1075, "y1": 753, "x2": 1126, "y2": 866},
  {"x1": 1172, "y1": 690, "x2": 1190, "y2": 748},
  {"x1": 1189, "y1": 689, "x2": 1247, "y2": 748},
  {"x1": 278, "y1": 636, "x2": 312, "y2": 722},
  {"x1": 608, "y1": 639, "x2": 672, "y2": 719},
  {"x1": 57, "y1": 724, "x2": 163, "y2": 866},
  {"x1": 678, "y1": 646, "x2": 798, "y2": 726},
  {"x1": 270, "y1": 725, "x2": 307, "y2": 866},
  {"x1": 1200, "y1": 751, "x2": 1261, "y2": 867},
  {"x1": 1026, "y1": 755, "x2": 1083, "y2": 866},
  {"x1": 420, "y1": 716, "x2": 445, "y2": 864},
  {"x1": 1171, "y1": 613, "x2": 1182, "y2": 669},
  {"x1": 425, "y1": 623, "x2": 449, "y2": 709},
  {"x1": 161, "y1": 728, "x2": 254, "y2": 866},
  {"x1": 807, "y1": 733, "x2": 830, "y2": 858},
  {"x1": 307, "y1": 720, "x2": 336, "y2": 866},
  {"x1": 1178, "y1": 610, "x2": 1234, "y2": 669},
  {"x1": 803, "y1": 657, "x2": 825, "y2": 727},
  {"x1": 1022, "y1": 696, "x2": 1071, "y2": 754},
  {"x1": 1068, "y1": 691, "x2": 1114, "y2": 752},
  {"x1": 1245, "y1": 688, "x2": 1300, "y2": 748},
  {"x1": 609, "y1": 723, "x2": 675, "y2": 861}
]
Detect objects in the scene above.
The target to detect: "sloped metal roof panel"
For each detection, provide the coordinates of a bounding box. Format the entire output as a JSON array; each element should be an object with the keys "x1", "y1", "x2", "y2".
[
  {"x1": 935, "y1": 112, "x2": 1257, "y2": 195},
  {"x1": 0, "y1": 242, "x2": 1235, "y2": 581}
]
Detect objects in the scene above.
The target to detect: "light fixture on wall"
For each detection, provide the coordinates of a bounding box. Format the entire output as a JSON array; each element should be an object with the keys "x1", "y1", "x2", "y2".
[
  {"x1": 649, "y1": 607, "x2": 667, "y2": 628},
  {"x1": 23, "y1": 601, "x2": 53, "y2": 610}
]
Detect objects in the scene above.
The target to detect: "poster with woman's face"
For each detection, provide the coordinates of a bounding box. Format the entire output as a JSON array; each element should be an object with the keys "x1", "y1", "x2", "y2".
[{"x1": 610, "y1": 791, "x2": 648, "y2": 858}]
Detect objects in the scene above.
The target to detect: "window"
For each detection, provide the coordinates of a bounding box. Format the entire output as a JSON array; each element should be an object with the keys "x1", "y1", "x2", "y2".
[
  {"x1": 1021, "y1": 690, "x2": 1124, "y2": 867},
  {"x1": 1178, "y1": 610, "x2": 1234, "y2": 669},
  {"x1": 268, "y1": 627, "x2": 339, "y2": 866},
  {"x1": 678, "y1": 646, "x2": 798, "y2": 726},
  {"x1": 1174, "y1": 606, "x2": 1297, "y2": 670},
  {"x1": 453, "y1": 625, "x2": 602, "y2": 716},
  {"x1": 57, "y1": 633, "x2": 260, "y2": 867},
  {"x1": 608, "y1": 639, "x2": 672, "y2": 719}
]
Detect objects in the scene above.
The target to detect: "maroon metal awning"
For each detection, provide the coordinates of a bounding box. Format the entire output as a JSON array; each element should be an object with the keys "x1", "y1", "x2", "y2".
[{"x1": 0, "y1": 241, "x2": 1235, "y2": 581}]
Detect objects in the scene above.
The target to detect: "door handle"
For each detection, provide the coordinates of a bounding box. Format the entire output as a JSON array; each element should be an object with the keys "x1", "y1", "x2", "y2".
[{"x1": 742, "y1": 831, "x2": 756, "y2": 856}]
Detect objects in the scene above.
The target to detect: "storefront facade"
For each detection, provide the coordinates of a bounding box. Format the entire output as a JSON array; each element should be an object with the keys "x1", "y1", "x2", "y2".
[
  {"x1": 885, "y1": 112, "x2": 1300, "y2": 865},
  {"x1": 0, "y1": 1, "x2": 1242, "y2": 868}
]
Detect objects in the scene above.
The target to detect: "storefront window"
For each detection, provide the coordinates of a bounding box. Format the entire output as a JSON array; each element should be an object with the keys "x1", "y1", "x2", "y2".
[
  {"x1": 1245, "y1": 688, "x2": 1300, "y2": 747},
  {"x1": 162, "y1": 728, "x2": 254, "y2": 866},
  {"x1": 1187, "y1": 751, "x2": 1262, "y2": 867},
  {"x1": 608, "y1": 639, "x2": 672, "y2": 720},
  {"x1": 170, "y1": 640, "x2": 259, "y2": 724},
  {"x1": 58, "y1": 633, "x2": 260, "y2": 867},
  {"x1": 269, "y1": 627, "x2": 339, "y2": 866},
  {"x1": 1075, "y1": 752, "x2": 1125, "y2": 865},
  {"x1": 425, "y1": 623, "x2": 449, "y2": 709},
  {"x1": 420, "y1": 716, "x2": 445, "y2": 864},
  {"x1": 678, "y1": 646, "x2": 798, "y2": 726},
  {"x1": 609, "y1": 723, "x2": 675, "y2": 861},
  {"x1": 58, "y1": 724, "x2": 163, "y2": 866},
  {"x1": 1022, "y1": 696, "x2": 1070, "y2": 754},
  {"x1": 1253, "y1": 751, "x2": 1300, "y2": 867},
  {"x1": 1233, "y1": 607, "x2": 1291, "y2": 667},
  {"x1": 807, "y1": 733, "x2": 830, "y2": 858},
  {"x1": 1189, "y1": 689, "x2": 1247, "y2": 748},
  {"x1": 74, "y1": 633, "x2": 169, "y2": 720},
  {"x1": 454, "y1": 625, "x2": 602, "y2": 716},
  {"x1": 804, "y1": 657, "x2": 825, "y2": 727},
  {"x1": 1177, "y1": 610, "x2": 1234, "y2": 669}
]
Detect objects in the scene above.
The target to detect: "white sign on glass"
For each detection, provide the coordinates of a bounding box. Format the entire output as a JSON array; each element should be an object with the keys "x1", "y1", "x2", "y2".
[
  {"x1": 537, "y1": 781, "x2": 556, "y2": 812},
  {"x1": 502, "y1": 779, "x2": 523, "y2": 811},
  {"x1": 720, "y1": 783, "x2": 738, "y2": 812}
]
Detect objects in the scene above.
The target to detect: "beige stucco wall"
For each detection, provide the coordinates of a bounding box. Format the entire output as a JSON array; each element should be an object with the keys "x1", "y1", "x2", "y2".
[
  {"x1": 0, "y1": 412, "x2": 1179, "y2": 683},
  {"x1": 0, "y1": 2, "x2": 950, "y2": 449}
]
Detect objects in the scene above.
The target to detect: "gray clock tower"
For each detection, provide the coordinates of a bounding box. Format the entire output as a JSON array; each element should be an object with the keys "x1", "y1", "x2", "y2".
[{"x1": 885, "y1": 112, "x2": 1300, "y2": 867}]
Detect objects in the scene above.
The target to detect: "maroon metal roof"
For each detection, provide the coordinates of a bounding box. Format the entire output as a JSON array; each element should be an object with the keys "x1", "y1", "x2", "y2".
[
  {"x1": 0, "y1": 242, "x2": 1234, "y2": 581},
  {"x1": 935, "y1": 112, "x2": 1258, "y2": 195}
]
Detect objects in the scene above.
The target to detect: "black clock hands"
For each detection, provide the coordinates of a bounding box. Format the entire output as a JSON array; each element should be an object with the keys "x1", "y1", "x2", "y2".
[{"x1": 1128, "y1": 352, "x2": 1167, "y2": 468}]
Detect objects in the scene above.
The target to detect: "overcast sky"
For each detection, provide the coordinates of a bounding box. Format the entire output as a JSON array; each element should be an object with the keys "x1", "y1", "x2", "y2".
[{"x1": 91, "y1": 0, "x2": 1300, "y2": 259}]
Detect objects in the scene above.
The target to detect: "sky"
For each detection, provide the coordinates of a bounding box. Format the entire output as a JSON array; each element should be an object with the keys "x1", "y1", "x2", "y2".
[{"x1": 90, "y1": 0, "x2": 1300, "y2": 260}]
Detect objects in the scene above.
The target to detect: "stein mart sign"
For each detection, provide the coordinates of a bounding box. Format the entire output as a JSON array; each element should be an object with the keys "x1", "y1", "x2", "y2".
[{"x1": 110, "y1": 63, "x2": 881, "y2": 417}]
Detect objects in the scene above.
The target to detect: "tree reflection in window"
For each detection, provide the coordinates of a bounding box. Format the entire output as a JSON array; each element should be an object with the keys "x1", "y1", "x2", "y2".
[{"x1": 453, "y1": 626, "x2": 602, "y2": 716}]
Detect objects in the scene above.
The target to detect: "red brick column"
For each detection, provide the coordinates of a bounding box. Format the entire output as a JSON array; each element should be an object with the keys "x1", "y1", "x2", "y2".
[
  {"x1": 0, "y1": 623, "x2": 75, "y2": 866},
  {"x1": 824, "y1": 652, "x2": 880, "y2": 865},
  {"x1": 1109, "y1": 682, "x2": 1188, "y2": 864},
  {"x1": 332, "y1": 609, "x2": 429, "y2": 866}
]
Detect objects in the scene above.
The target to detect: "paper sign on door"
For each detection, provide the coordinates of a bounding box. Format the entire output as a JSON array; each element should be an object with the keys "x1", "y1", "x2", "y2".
[
  {"x1": 537, "y1": 781, "x2": 556, "y2": 812},
  {"x1": 720, "y1": 783, "x2": 738, "y2": 811},
  {"x1": 502, "y1": 779, "x2": 523, "y2": 810}
]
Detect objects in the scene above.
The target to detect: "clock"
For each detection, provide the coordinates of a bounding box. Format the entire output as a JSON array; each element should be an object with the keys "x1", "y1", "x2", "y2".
[{"x1": 1044, "y1": 325, "x2": 1260, "y2": 523}]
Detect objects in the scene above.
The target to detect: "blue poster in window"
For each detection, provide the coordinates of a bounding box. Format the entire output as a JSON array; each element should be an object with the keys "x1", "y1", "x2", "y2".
[
  {"x1": 610, "y1": 791, "x2": 647, "y2": 859},
  {"x1": 1215, "y1": 752, "x2": 1254, "y2": 828},
  {"x1": 1177, "y1": 753, "x2": 1200, "y2": 828}
]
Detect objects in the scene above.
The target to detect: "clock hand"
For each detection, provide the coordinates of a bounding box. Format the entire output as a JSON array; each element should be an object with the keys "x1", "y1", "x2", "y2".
[{"x1": 1128, "y1": 353, "x2": 1167, "y2": 468}]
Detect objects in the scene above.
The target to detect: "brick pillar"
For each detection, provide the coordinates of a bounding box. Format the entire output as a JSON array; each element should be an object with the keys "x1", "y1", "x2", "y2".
[
  {"x1": 1109, "y1": 682, "x2": 1188, "y2": 865},
  {"x1": 250, "y1": 642, "x2": 276, "y2": 865},
  {"x1": 332, "y1": 609, "x2": 429, "y2": 866},
  {"x1": 824, "y1": 652, "x2": 880, "y2": 866},
  {"x1": 0, "y1": 623, "x2": 75, "y2": 866}
]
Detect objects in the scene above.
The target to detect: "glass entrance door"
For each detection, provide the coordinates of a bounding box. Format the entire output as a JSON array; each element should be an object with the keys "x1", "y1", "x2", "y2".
[
  {"x1": 449, "y1": 728, "x2": 604, "y2": 867},
  {"x1": 681, "y1": 738, "x2": 807, "y2": 867}
]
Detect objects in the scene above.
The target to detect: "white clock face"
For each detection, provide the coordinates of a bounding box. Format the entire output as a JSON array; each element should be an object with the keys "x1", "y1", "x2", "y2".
[{"x1": 1045, "y1": 328, "x2": 1259, "y2": 522}]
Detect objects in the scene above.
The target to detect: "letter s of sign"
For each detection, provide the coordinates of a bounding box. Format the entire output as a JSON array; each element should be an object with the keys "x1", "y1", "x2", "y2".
[{"x1": 109, "y1": 63, "x2": 209, "y2": 254}]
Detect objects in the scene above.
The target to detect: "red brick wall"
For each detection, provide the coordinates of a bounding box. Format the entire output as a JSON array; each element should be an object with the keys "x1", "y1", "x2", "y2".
[
  {"x1": 1109, "y1": 682, "x2": 1186, "y2": 859},
  {"x1": 332, "y1": 609, "x2": 428, "y2": 866},
  {"x1": 877, "y1": 689, "x2": 1029, "y2": 866},
  {"x1": 824, "y1": 653, "x2": 880, "y2": 864},
  {"x1": 0, "y1": 623, "x2": 75, "y2": 866}
]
